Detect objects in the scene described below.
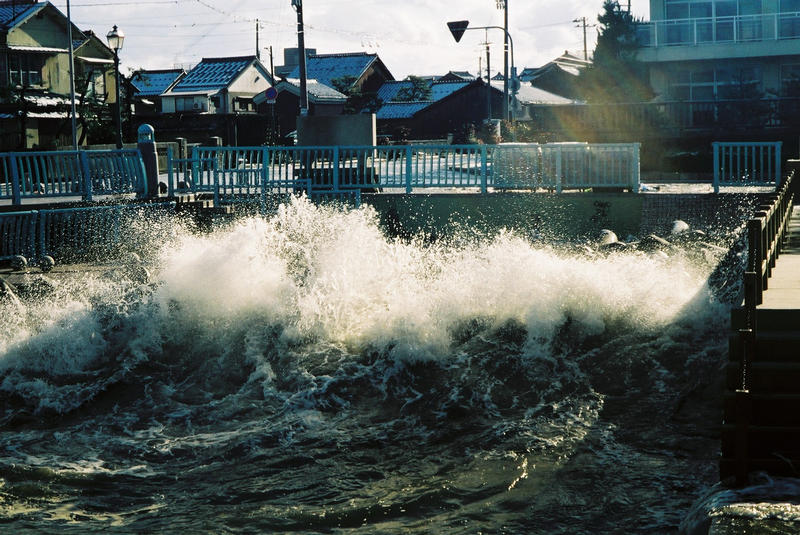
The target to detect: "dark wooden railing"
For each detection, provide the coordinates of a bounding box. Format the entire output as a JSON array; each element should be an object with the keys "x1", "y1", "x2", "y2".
[
  {"x1": 730, "y1": 173, "x2": 794, "y2": 485},
  {"x1": 741, "y1": 173, "x2": 795, "y2": 356}
]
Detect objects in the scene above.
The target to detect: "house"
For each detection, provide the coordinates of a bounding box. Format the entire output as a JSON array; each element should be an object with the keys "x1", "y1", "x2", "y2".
[
  {"x1": 520, "y1": 51, "x2": 591, "y2": 100},
  {"x1": 376, "y1": 79, "x2": 506, "y2": 140},
  {"x1": 267, "y1": 51, "x2": 394, "y2": 138},
  {"x1": 437, "y1": 71, "x2": 475, "y2": 82},
  {"x1": 284, "y1": 52, "x2": 393, "y2": 96},
  {"x1": 636, "y1": 0, "x2": 800, "y2": 132},
  {"x1": 255, "y1": 78, "x2": 347, "y2": 138},
  {"x1": 130, "y1": 68, "x2": 185, "y2": 116},
  {"x1": 0, "y1": 0, "x2": 116, "y2": 149},
  {"x1": 160, "y1": 56, "x2": 272, "y2": 115}
]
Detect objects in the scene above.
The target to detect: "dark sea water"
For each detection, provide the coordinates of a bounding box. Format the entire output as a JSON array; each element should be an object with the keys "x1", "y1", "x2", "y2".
[{"x1": 1, "y1": 197, "x2": 798, "y2": 534}]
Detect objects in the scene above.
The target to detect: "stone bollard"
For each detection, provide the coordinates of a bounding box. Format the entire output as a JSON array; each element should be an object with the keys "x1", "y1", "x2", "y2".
[{"x1": 138, "y1": 124, "x2": 159, "y2": 198}]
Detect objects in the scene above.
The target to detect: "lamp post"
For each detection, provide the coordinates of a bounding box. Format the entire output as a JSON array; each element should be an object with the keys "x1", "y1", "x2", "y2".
[
  {"x1": 106, "y1": 25, "x2": 125, "y2": 149},
  {"x1": 291, "y1": 0, "x2": 309, "y2": 116},
  {"x1": 447, "y1": 20, "x2": 516, "y2": 122}
]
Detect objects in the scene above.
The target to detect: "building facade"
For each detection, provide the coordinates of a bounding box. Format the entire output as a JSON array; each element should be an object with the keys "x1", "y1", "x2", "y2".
[{"x1": 638, "y1": 0, "x2": 800, "y2": 104}]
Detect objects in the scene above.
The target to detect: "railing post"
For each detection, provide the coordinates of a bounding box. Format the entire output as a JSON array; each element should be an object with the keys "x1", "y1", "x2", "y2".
[
  {"x1": 261, "y1": 146, "x2": 269, "y2": 215},
  {"x1": 9, "y1": 154, "x2": 21, "y2": 205},
  {"x1": 80, "y1": 150, "x2": 92, "y2": 202},
  {"x1": 405, "y1": 146, "x2": 412, "y2": 194},
  {"x1": 167, "y1": 146, "x2": 175, "y2": 198},
  {"x1": 632, "y1": 143, "x2": 641, "y2": 191},
  {"x1": 713, "y1": 142, "x2": 720, "y2": 193},
  {"x1": 480, "y1": 145, "x2": 488, "y2": 194},
  {"x1": 191, "y1": 146, "x2": 199, "y2": 191},
  {"x1": 775, "y1": 142, "x2": 782, "y2": 188},
  {"x1": 556, "y1": 146, "x2": 563, "y2": 194},
  {"x1": 333, "y1": 146, "x2": 340, "y2": 191},
  {"x1": 213, "y1": 161, "x2": 220, "y2": 208}
]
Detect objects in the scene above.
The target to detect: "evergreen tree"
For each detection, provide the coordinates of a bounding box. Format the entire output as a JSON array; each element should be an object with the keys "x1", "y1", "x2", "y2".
[
  {"x1": 331, "y1": 75, "x2": 382, "y2": 114},
  {"x1": 395, "y1": 76, "x2": 433, "y2": 102},
  {"x1": 582, "y1": 0, "x2": 652, "y2": 103}
]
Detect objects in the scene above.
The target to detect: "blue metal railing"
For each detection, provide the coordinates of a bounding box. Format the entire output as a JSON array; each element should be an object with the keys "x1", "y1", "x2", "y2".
[
  {"x1": 1, "y1": 202, "x2": 175, "y2": 264},
  {"x1": 713, "y1": 141, "x2": 782, "y2": 193},
  {"x1": 0, "y1": 149, "x2": 147, "y2": 205},
  {"x1": 166, "y1": 143, "x2": 642, "y2": 201}
]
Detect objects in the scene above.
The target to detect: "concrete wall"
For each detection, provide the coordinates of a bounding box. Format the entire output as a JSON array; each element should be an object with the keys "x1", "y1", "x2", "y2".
[
  {"x1": 363, "y1": 192, "x2": 770, "y2": 241},
  {"x1": 297, "y1": 114, "x2": 376, "y2": 146}
]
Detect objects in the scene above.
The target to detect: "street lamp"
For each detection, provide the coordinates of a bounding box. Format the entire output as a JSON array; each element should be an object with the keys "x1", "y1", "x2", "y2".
[
  {"x1": 106, "y1": 24, "x2": 125, "y2": 149},
  {"x1": 447, "y1": 20, "x2": 517, "y2": 121}
]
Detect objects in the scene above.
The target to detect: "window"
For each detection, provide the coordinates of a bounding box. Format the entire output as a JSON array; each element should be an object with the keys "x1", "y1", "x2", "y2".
[
  {"x1": 781, "y1": 0, "x2": 800, "y2": 12},
  {"x1": 781, "y1": 64, "x2": 800, "y2": 95},
  {"x1": 670, "y1": 66, "x2": 762, "y2": 100},
  {"x1": 175, "y1": 96, "x2": 197, "y2": 112},
  {"x1": 8, "y1": 53, "x2": 44, "y2": 87}
]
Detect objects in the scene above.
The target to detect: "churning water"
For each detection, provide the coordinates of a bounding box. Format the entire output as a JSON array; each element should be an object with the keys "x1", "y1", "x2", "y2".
[{"x1": 0, "y1": 197, "x2": 787, "y2": 533}]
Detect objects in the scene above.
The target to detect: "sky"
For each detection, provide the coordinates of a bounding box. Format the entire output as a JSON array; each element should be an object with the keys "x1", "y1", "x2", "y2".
[{"x1": 53, "y1": 0, "x2": 650, "y2": 79}]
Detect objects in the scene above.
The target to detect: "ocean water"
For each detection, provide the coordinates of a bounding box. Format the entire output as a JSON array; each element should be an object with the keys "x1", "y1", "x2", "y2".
[{"x1": 0, "y1": 197, "x2": 788, "y2": 534}]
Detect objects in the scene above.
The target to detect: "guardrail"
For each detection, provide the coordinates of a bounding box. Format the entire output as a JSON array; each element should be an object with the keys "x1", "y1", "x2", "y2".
[
  {"x1": 0, "y1": 149, "x2": 147, "y2": 205},
  {"x1": 166, "y1": 143, "x2": 641, "y2": 200},
  {"x1": 0, "y1": 202, "x2": 175, "y2": 264},
  {"x1": 713, "y1": 142, "x2": 782, "y2": 193}
]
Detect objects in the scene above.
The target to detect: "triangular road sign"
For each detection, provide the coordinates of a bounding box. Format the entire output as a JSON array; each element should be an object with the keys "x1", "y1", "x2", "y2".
[{"x1": 447, "y1": 20, "x2": 470, "y2": 43}]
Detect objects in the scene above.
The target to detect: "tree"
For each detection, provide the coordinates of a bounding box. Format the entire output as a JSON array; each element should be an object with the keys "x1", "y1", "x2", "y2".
[
  {"x1": 331, "y1": 75, "x2": 382, "y2": 114},
  {"x1": 395, "y1": 76, "x2": 432, "y2": 102},
  {"x1": 581, "y1": 0, "x2": 652, "y2": 103}
]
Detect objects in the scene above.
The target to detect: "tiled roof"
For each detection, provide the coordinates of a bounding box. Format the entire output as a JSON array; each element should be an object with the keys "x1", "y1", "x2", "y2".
[
  {"x1": 172, "y1": 56, "x2": 255, "y2": 93},
  {"x1": 282, "y1": 78, "x2": 346, "y2": 102},
  {"x1": 0, "y1": 0, "x2": 42, "y2": 29},
  {"x1": 286, "y1": 52, "x2": 378, "y2": 90},
  {"x1": 491, "y1": 81, "x2": 575, "y2": 105},
  {"x1": 131, "y1": 69, "x2": 185, "y2": 97},
  {"x1": 378, "y1": 80, "x2": 470, "y2": 104},
  {"x1": 376, "y1": 102, "x2": 429, "y2": 120}
]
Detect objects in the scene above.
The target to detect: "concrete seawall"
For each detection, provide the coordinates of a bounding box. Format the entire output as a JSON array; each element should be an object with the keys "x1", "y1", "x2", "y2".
[{"x1": 364, "y1": 191, "x2": 771, "y2": 241}]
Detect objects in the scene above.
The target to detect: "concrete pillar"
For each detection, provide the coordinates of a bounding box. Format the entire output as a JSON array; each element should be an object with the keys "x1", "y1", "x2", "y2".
[
  {"x1": 137, "y1": 124, "x2": 159, "y2": 198},
  {"x1": 175, "y1": 137, "x2": 188, "y2": 159}
]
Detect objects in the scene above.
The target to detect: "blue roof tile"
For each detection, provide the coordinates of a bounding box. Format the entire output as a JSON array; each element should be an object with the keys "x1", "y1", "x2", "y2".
[
  {"x1": 376, "y1": 102, "x2": 429, "y2": 120},
  {"x1": 0, "y1": 0, "x2": 43, "y2": 29},
  {"x1": 378, "y1": 80, "x2": 470, "y2": 103},
  {"x1": 131, "y1": 69, "x2": 185, "y2": 97},
  {"x1": 172, "y1": 56, "x2": 255, "y2": 93},
  {"x1": 286, "y1": 52, "x2": 378, "y2": 90}
]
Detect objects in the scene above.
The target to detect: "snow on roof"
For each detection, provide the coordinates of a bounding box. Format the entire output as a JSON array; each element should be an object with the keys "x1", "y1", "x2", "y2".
[
  {"x1": 131, "y1": 69, "x2": 186, "y2": 97},
  {"x1": 376, "y1": 102, "x2": 429, "y2": 120},
  {"x1": 172, "y1": 56, "x2": 255, "y2": 93},
  {"x1": 377, "y1": 80, "x2": 470, "y2": 104},
  {"x1": 272, "y1": 78, "x2": 347, "y2": 103},
  {"x1": 285, "y1": 52, "x2": 380, "y2": 90}
]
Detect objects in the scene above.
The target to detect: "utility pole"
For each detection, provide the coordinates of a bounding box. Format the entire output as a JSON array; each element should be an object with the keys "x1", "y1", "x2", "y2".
[
  {"x1": 496, "y1": 0, "x2": 508, "y2": 122},
  {"x1": 573, "y1": 16, "x2": 593, "y2": 61},
  {"x1": 256, "y1": 19, "x2": 260, "y2": 60},
  {"x1": 291, "y1": 0, "x2": 309, "y2": 116},
  {"x1": 485, "y1": 31, "x2": 491, "y2": 123}
]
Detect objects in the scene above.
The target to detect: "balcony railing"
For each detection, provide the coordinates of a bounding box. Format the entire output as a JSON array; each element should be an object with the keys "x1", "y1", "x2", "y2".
[{"x1": 637, "y1": 11, "x2": 800, "y2": 47}]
